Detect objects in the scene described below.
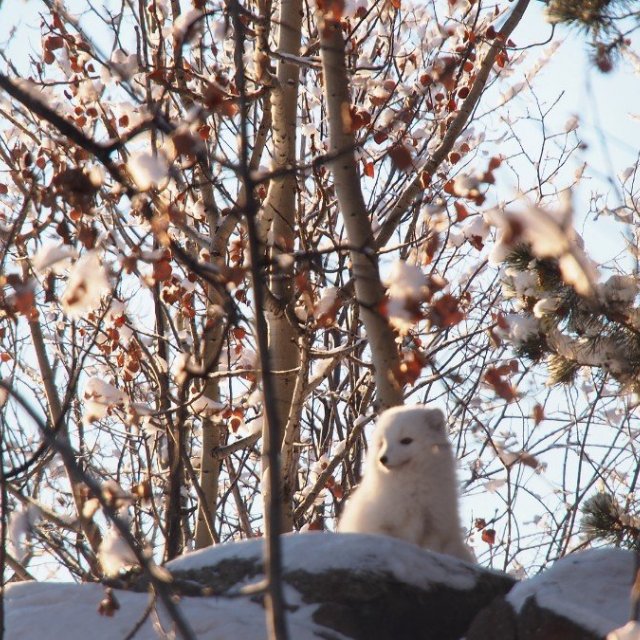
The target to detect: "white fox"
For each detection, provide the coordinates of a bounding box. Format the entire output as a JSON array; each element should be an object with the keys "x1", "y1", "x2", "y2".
[{"x1": 338, "y1": 405, "x2": 473, "y2": 562}]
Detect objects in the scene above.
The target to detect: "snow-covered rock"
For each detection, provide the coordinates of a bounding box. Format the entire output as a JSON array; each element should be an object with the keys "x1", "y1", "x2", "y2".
[
  {"x1": 4, "y1": 533, "x2": 513, "y2": 640},
  {"x1": 166, "y1": 533, "x2": 512, "y2": 640},
  {"x1": 7, "y1": 536, "x2": 630, "y2": 640},
  {"x1": 467, "y1": 548, "x2": 636, "y2": 640}
]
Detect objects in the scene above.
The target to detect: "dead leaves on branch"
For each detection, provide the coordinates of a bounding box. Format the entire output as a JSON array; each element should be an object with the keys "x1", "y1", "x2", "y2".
[
  {"x1": 202, "y1": 82, "x2": 239, "y2": 118},
  {"x1": 394, "y1": 349, "x2": 428, "y2": 387},
  {"x1": 484, "y1": 360, "x2": 519, "y2": 402},
  {"x1": 382, "y1": 261, "x2": 466, "y2": 335},
  {"x1": 51, "y1": 166, "x2": 101, "y2": 212},
  {"x1": 0, "y1": 274, "x2": 37, "y2": 320},
  {"x1": 388, "y1": 144, "x2": 414, "y2": 172},
  {"x1": 427, "y1": 293, "x2": 465, "y2": 328}
]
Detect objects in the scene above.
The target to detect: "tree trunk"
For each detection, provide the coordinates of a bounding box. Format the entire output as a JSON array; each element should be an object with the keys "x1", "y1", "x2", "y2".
[
  {"x1": 317, "y1": 10, "x2": 403, "y2": 409},
  {"x1": 23, "y1": 261, "x2": 102, "y2": 570},
  {"x1": 260, "y1": 0, "x2": 304, "y2": 533}
]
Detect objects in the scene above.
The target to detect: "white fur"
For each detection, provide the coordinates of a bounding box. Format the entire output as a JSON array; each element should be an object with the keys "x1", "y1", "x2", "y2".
[{"x1": 338, "y1": 405, "x2": 473, "y2": 562}]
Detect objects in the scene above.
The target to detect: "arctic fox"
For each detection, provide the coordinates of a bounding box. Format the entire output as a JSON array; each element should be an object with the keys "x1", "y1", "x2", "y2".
[{"x1": 338, "y1": 405, "x2": 473, "y2": 562}]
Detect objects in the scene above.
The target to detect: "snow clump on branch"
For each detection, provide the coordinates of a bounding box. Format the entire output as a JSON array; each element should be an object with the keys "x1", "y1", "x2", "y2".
[
  {"x1": 98, "y1": 524, "x2": 139, "y2": 577},
  {"x1": 32, "y1": 243, "x2": 77, "y2": 275},
  {"x1": 61, "y1": 251, "x2": 110, "y2": 319},
  {"x1": 385, "y1": 261, "x2": 429, "y2": 335},
  {"x1": 485, "y1": 191, "x2": 598, "y2": 296},
  {"x1": 127, "y1": 151, "x2": 170, "y2": 192}
]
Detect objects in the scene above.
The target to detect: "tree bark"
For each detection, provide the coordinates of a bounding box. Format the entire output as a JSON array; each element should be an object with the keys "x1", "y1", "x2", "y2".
[
  {"x1": 24, "y1": 274, "x2": 103, "y2": 567},
  {"x1": 260, "y1": 0, "x2": 304, "y2": 533},
  {"x1": 317, "y1": 11, "x2": 403, "y2": 409},
  {"x1": 193, "y1": 200, "x2": 228, "y2": 550}
]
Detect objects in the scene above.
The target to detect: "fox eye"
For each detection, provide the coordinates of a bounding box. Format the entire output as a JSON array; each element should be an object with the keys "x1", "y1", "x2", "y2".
[{"x1": 400, "y1": 437, "x2": 413, "y2": 445}]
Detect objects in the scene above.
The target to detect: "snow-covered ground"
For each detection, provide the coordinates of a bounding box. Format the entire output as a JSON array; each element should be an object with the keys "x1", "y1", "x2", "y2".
[
  {"x1": 5, "y1": 581, "x2": 314, "y2": 640},
  {"x1": 3, "y1": 534, "x2": 635, "y2": 640},
  {"x1": 3, "y1": 532, "x2": 479, "y2": 640}
]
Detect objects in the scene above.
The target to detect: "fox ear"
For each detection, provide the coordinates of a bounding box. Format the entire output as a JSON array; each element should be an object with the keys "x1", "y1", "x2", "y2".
[{"x1": 425, "y1": 408, "x2": 445, "y2": 432}]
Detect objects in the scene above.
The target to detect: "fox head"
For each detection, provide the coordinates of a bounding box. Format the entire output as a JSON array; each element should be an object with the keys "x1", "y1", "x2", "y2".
[{"x1": 368, "y1": 406, "x2": 448, "y2": 472}]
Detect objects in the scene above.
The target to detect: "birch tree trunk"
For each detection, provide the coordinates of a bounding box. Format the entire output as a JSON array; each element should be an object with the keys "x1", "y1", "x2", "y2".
[
  {"x1": 21, "y1": 256, "x2": 102, "y2": 569},
  {"x1": 28, "y1": 317, "x2": 103, "y2": 561},
  {"x1": 260, "y1": 0, "x2": 304, "y2": 533},
  {"x1": 193, "y1": 270, "x2": 225, "y2": 548},
  {"x1": 317, "y1": 9, "x2": 403, "y2": 409}
]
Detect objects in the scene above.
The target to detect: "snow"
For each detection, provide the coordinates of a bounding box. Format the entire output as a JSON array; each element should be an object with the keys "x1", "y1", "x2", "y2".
[
  {"x1": 97, "y1": 526, "x2": 138, "y2": 577},
  {"x1": 385, "y1": 261, "x2": 428, "y2": 334},
  {"x1": 32, "y1": 243, "x2": 77, "y2": 274},
  {"x1": 532, "y1": 297, "x2": 559, "y2": 318},
  {"x1": 507, "y1": 548, "x2": 635, "y2": 637},
  {"x1": 504, "y1": 313, "x2": 540, "y2": 344},
  {"x1": 503, "y1": 267, "x2": 538, "y2": 299},
  {"x1": 167, "y1": 532, "x2": 478, "y2": 593},
  {"x1": 188, "y1": 392, "x2": 225, "y2": 415},
  {"x1": 461, "y1": 216, "x2": 489, "y2": 243},
  {"x1": 9, "y1": 536, "x2": 631, "y2": 639},
  {"x1": 173, "y1": 10, "x2": 204, "y2": 43},
  {"x1": 386, "y1": 261, "x2": 427, "y2": 300},
  {"x1": 110, "y1": 49, "x2": 138, "y2": 79},
  {"x1": 127, "y1": 152, "x2": 170, "y2": 191},
  {"x1": 486, "y1": 193, "x2": 599, "y2": 296},
  {"x1": 3, "y1": 533, "x2": 480, "y2": 640},
  {"x1": 3, "y1": 581, "x2": 326, "y2": 640},
  {"x1": 600, "y1": 274, "x2": 639, "y2": 305},
  {"x1": 61, "y1": 251, "x2": 110, "y2": 319},
  {"x1": 82, "y1": 377, "x2": 126, "y2": 424},
  {"x1": 7, "y1": 506, "x2": 40, "y2": 561}
]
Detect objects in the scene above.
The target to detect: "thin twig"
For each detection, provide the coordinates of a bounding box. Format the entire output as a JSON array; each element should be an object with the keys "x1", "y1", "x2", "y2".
[{"x1": 375, "y1": 0, "x2": 531, "y2": 248}]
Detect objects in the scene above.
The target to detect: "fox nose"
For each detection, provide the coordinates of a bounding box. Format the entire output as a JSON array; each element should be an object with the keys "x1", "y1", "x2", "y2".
[{"x1": 379, "y1": 455, "x2": 388, "y2": 466}]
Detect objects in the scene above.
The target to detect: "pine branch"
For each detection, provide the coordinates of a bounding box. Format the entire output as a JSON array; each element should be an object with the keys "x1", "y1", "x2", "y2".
[{"x1": 581, "y1": 492, "x2": 640, "y2": 550}]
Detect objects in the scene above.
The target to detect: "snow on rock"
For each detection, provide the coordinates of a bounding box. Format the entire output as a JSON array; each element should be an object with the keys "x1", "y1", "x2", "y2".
[
  {"x1": 166, "y1": 533, "x2": 512, "y2": 640},
  {"x1": 5, "y1": 533, "x2": 514, "y2": 640},
  {"x1": 167, "y1": 532, "x2": 478, "y2": 592},
  {"x1": 506, "y1": 548, "x2": 635, "y2": 638},
  {"x1": 3, "y1": 581, "x2": 323, "y2": 640}
]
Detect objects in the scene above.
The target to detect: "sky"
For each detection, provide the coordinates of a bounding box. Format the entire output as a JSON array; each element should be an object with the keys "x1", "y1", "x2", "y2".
[{"x1": 505, "y1": 3, "x2": 640, "y2": 265}]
